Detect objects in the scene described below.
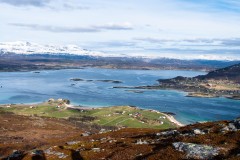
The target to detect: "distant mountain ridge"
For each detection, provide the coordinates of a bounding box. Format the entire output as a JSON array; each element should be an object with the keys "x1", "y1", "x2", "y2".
[
  {"x1": 0, "y1": 41, "x2": 105, "y2": 57},
  {"x1": 0, "y1": 41, "x2": 240, "y2": 71},
  {"x1": 0, "y1": 41, "x2": 239, "y2": 61}
]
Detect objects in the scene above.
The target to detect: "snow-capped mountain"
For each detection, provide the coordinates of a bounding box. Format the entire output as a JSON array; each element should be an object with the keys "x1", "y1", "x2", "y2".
[
  {"x1": 0, "y1": 41, "x2": 106, "y2": 57},
  {"x1": 0, "y1": 41, "x2": 239, "y2": 61}
]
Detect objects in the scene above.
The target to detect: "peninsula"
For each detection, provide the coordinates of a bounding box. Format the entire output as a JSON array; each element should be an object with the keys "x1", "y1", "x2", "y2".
[{"x1": 114, "y1": 63, "x2": 240, "y2": 100}]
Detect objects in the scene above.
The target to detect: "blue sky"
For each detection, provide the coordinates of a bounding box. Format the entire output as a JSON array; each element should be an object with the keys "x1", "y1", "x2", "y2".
[{"x1": 0, "y1": 0, "x2": 240, "y2": 60}]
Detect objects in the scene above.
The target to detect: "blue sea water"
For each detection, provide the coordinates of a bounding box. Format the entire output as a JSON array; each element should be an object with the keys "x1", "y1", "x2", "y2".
[{"x1": 0, "y1": 68, "x2": 239, "y2": 124}]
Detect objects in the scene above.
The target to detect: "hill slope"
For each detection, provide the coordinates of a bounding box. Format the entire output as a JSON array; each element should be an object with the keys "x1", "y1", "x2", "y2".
[
  {"x1": 1, "y1": 110, "x2": 240, "y2": 160},
  {"x1": 153, "y1": 63, "x2": 240, "y2": 99},
  {"x1": 196, "y1": 63, "x2": 240, "y2": 83}
]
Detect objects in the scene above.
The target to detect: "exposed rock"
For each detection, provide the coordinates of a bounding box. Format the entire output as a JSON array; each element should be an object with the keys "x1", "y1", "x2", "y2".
[
  {"x1": 31, "y1": 150, "x2": 44, "y2": 156},
  {"x1": 156, "y1": 130, "x2": 179, "y2": 137},
  {"x1": 81, "y1": 132, "x2": 90, "y2": 137},
  {"x1": 92, "y1": 148, "x2": 101, "y2": 152},
  {"x1": 220, "y1": 119, "x2": 240, "y2": 132},
  {"x1": 193, "y1": 129, "x2": 205, "y2": 135},
  {"x1": 44, "y1": 148, "x2": 68, "y2": 159},
  {"x1": 31, "y1": 150, "x2": 45, "y2": 159},
  {"x1": 221, "y1": 126, "x2": 230, "y2": 132},
  {"x1": 136, "y1": 139, "x2": 148, "y2": 145},
  {"x1": 6, "y1": 150, "x2": 25, "y2": 160},
  {"x1": 66, "y1": 141, "x2": 80, "y2": 145},
  {"x1": 173, "y1": 142, "x2": 221, "y2": 159},
  {"x1": 228, "y1": 123, "x2": 237, "y2": 131},
  {"x1": 233, "y1": 118, "x2": 240, "y2": 129}
]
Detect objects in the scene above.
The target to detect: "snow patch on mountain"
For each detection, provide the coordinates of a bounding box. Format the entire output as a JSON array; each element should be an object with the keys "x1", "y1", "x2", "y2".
[
  {"x1": 0, "y1": 41, "x2": 106, "y2": 57},
  {"x1": 0, "y1": 41, "x2": 239, "y2": 61}
]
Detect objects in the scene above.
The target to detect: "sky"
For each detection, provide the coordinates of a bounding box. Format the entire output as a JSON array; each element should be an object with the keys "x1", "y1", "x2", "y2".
[{"x1": 0, "y1": 0, "x2": 240, "y2": 60}]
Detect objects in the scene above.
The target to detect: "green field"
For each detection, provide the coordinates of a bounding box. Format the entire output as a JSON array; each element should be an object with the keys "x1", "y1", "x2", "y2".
[{"x1": 0, "y1": 103, "x2": 176, "y2": 129}]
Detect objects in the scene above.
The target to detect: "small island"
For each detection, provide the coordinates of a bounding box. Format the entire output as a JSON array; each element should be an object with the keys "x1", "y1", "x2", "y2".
[{"x1": 70, "y1": 78, "x2": 122, "y2": 84}]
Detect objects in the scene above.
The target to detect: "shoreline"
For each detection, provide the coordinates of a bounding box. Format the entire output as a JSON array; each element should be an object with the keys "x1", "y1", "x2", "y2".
[
  {"x1": 161, "y1": 113, "x2": 185, "y2": 127},
  {"x1": 0, "y1": 66, "x2": 211, "y2": 73}
]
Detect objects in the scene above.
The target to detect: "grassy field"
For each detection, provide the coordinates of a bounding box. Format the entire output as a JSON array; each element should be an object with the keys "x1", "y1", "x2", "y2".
[{"x1": 0, "y1": 103, "x2": 176, "y2": 129}]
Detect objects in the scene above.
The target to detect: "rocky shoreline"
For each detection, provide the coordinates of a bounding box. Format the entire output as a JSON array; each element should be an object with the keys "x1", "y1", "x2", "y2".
[
  {"x1": 113, "y1": 63, "x2": 240, "y2": 100},
  {"x1": 113, "y1": 79, "x2": 240, "y2": 100}
]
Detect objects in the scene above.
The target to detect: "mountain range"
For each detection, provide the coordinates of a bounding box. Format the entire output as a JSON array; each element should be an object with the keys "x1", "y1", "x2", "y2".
[
  {"x1": 0, "y1": 41, "x2": 106, "y2": 57},
  {"x1": 0, "y1": 41, "x2": 240, "y2": 71}
]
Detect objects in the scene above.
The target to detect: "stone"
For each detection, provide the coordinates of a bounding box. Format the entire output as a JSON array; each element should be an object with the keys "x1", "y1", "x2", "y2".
[
  {"x1": 228, "y1": 123, "x2": 237, "y2": 131},
  {"x1": 233, "y1": 118, "x2": 240, "y2": 129},
  {"x1": 66, "y1": 141, "x2": 80, "y2": 145},
  {"x1": 193, "y1": 129, "x2": 205, "y2": 135},
  {"x1": 136, "y1": 139, "x2": 148, "y2": 145},
  {"x1": 44, "y1": 148, "x2": 67, "y2": 159},
  {"x1": 173, "y1": 142, "x2": 220, "y2": 159},
  {"x1": 221, "y1": 126, "x2": 230, "y2": 132},
  {"x1": 156, "y1": 130, "x2": 179, "y2": 137},
  {"x1": 31, "y1": 150, "x2": 45, "y2": 159},
  {"x1": 31, "y1": 150, "x2": 44, "y2": 156},
  {"x1": 6, "y1": 150, "x2": 25, "y2": 160},
  {"x1": 81, "y1": 132, "x2": 90, "y2": 137},
  {"x1": 92, "y1": 148, "x2": 101, "y2": 152}
]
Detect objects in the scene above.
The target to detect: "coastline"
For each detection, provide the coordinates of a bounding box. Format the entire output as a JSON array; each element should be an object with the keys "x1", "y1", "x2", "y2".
[{"x1": 162, "y1": 113, "x2": 185, "y2": 127}]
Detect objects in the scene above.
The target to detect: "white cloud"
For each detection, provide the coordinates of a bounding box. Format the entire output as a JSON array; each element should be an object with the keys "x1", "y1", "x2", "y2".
[
  {"x1": 0, "y1": 0, "x2": 240, "y2": 60},
  {"x1": 9, "y1": 22, "x2": 133, "y2": 33},
  {"x1": 0, "y1": 0, "x2": 50, "y2": 7}
]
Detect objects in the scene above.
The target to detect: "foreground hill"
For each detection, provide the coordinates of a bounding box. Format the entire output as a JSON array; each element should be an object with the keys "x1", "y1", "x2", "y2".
[{"x1": 1, "y1": 107, "x2": 240, "y2": 159}]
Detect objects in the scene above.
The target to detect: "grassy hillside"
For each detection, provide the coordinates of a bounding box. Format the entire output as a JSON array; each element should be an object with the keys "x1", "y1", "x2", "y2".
[{"x1": 0, "y1": 103, "x2": 176, "y2": 129}]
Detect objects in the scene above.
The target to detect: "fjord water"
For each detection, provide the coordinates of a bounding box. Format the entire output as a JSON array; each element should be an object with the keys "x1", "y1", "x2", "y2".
[{"x1": 0, "y1": 68, "x2": 239, "y2": 124}]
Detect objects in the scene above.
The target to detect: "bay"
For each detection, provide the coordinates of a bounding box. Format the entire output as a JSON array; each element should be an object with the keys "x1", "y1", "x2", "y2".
[{"x1": 0, "y1": 68, "x2": 239, "y2": 124}]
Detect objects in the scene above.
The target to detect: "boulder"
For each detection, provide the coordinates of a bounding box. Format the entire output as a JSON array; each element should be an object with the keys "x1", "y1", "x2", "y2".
[
  {"x1": 228, "y1": 123, "x2": 237, "y2": 131},
  {"x1": 173, "y1": 142, "x2": 220, "y2": 159},
  {"x1": 193, "y1": 129, "x2": 205, "y2": 135},
  {"x1": 233, "y1": 118, "x2": 240, "y2": 129},
  {"x1": 6, "y1": 150, "x2": 25, "y2": 160},
  {"x1": 92, "y1": 148, "x2": 101, "y2": 152},
  {"x1": 136, "y1": 139, "x2": 148, "y2": 145},
  {"x1": 156, "y1": 130, "x2": 179, "y2": 137},
  {"x1": 81, "y1": 132, "x2": 90, "y2": 137},
  {"x1": 31, "y1": 150, "x2": 45, "y2": 159},
  {"x1": 221, "y1": 126, "x2": 230, "y2": 132},
  {"x1": 66, "y1": 141, "x2": 80, "y2": 145}
]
